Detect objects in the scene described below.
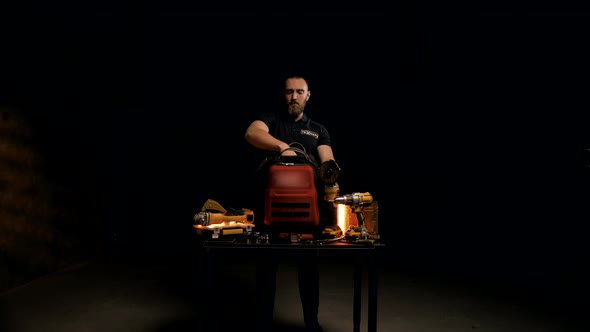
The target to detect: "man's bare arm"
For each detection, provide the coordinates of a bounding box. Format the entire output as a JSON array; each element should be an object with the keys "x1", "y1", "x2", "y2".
[
  {"x1": 317, "y1": 145, "x2": 335, "y2": 164},
  {"x1": 245, "y1": 120, "x2": 291, "y2": 153}
]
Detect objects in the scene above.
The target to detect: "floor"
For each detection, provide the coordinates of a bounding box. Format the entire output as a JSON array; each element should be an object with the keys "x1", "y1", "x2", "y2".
[{"x1": 0, "y1": 245, "x2": 586, "y2": 332}]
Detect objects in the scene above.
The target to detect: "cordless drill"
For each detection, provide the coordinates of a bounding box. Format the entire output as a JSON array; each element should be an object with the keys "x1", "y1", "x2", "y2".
[{"x1": 330, "y1": 192, "x2": 373, "y2": 240}]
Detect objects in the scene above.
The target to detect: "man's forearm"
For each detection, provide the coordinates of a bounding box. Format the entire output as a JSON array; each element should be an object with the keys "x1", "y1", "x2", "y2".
[{"x1": 245, "y1": 128, "x2": 290, "y2": 153}]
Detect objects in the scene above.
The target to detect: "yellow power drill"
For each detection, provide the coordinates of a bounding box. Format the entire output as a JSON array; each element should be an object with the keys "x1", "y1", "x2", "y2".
[{"x1": 331, "y1": 192, "x2": 373, "y2": 241}]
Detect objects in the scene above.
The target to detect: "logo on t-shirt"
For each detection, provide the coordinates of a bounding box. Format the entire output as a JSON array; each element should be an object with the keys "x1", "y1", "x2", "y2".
[{"x1": 300, "y1": 129, "x2": 319, "y2": 139}]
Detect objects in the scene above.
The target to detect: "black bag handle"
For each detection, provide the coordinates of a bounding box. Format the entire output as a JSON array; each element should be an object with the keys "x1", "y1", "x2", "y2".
[
  {"x1": 257, "y1": 142, "x2": 319, "y2": 173},
  {"x1": 277, "y1": 143, "x2": 318, "y2": 168}
]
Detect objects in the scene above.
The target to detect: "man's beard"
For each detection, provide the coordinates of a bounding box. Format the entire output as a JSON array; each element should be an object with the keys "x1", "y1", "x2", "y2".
[{"x1": 287, "y1": 102, "x2": 305, "y2": 118}]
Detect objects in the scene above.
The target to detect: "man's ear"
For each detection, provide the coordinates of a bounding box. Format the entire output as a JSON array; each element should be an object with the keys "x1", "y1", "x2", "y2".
[{"x1": 306, "y1": 91, "x2": 311, "y2": 101}]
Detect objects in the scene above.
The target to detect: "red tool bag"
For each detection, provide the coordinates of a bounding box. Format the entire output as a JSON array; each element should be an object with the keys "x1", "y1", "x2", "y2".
[{"x1": 259, "y1": 145, "x2": 322, "y2": 233}]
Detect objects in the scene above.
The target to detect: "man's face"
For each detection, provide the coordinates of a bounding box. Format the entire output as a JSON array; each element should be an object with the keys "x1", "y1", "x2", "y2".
[{"x1": 284, "y1": 78, "x2": 310, "y2": 119}]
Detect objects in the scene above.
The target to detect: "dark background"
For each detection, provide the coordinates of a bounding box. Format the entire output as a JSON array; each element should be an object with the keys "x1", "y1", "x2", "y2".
[{"x1": 4, "y1": 3, "x2": 589, "y2": 287}]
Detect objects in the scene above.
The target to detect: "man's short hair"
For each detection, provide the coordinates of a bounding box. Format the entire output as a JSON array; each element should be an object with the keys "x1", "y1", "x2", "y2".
[{"x1": 282, "y1": 71, "x2": 312, "y2": 90}]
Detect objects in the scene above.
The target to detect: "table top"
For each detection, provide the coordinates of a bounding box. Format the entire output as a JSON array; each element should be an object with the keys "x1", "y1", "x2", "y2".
[{"x1": 202, "y1": 239, "x2": 385, "y2": 251}]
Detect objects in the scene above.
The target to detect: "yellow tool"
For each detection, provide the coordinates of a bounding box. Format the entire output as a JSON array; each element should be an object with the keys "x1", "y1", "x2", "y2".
[
  {"x1": 330, "y1": 192, "x2": 374, "y2": 241},
  {"x1": 331, "y1": 192, "x2": 373, "y2": 208},
  {"x1": 193, "y1": 199, "x2": 254, "y2": 227}
]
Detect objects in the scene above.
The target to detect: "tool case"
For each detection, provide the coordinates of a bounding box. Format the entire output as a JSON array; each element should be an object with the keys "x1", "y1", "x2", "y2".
[
  {"x1": 255, "y1": 143, "x2": 325, "y2": 238},
  {"x1": 264, "y1": 163, "x2": 320, "y2": 231}
]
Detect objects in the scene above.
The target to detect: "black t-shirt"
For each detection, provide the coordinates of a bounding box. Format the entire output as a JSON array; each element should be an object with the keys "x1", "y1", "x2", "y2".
[{"x1": 256, "y1": 111, "x2": 331, "y2": 164}]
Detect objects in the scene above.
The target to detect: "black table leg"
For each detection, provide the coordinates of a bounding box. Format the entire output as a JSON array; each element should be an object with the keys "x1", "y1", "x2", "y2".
[
  {"x1": 202, "y1": 247, "x2": 219, "y2": 332},
  {"x1": 368, "y1": 253, "x2": 378, "y2": 332},
  {"x1": 353, "y1": 260, "x2": 362, "y2": 332}
]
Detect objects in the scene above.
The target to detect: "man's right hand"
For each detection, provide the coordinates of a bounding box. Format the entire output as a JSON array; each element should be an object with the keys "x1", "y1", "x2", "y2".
[{"x1": 280, "y1": 148, "x2": 298, "y2": 157}]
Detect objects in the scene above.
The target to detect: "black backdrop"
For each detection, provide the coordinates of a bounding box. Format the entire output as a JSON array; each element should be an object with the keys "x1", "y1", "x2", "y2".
[{"x1": 6, "y1": 4, "x2": 589, "y2": 284}]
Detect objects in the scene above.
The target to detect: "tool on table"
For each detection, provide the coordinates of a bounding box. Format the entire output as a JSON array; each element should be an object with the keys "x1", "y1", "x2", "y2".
[
  {"x1": 193, "y1": 199, "x2": 255, "y2": 239},
  {"x1": 330, "y1": 192, "x2": 373, "y2": 242}
]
